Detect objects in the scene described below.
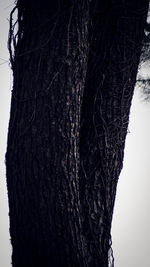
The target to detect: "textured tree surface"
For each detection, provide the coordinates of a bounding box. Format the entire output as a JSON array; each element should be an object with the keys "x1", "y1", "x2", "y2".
[{"x1": 6, "y1": 0, "x2": 149, "y2": 266}]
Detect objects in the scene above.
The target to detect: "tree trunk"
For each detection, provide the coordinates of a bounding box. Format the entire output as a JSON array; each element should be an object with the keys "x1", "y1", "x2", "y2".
[
  {"x1": 6, "y1": 1, "x2": 149, "y2": 267},
  {"x1": 79, "y1": 2, "x2": 149, "y2": 266}
]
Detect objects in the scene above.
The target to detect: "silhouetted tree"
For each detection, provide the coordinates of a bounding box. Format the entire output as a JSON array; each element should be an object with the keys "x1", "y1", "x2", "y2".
[
  {"x1": 6, "y1": 0, "x2": 149, "y2": 266},
  {"x1": 137, "y1": 16, "x2": 150, "y2": 101}
]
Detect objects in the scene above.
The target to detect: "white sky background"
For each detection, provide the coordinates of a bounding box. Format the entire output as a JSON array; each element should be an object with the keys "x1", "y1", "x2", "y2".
[{"x1": 0, "y1": 2, "x2": 150, "y2": 266}]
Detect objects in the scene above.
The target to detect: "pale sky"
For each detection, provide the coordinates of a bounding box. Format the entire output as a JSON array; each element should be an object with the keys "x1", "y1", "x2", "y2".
[{"x1": 0, "y1": 2, "x2": 150, "y2": 267}]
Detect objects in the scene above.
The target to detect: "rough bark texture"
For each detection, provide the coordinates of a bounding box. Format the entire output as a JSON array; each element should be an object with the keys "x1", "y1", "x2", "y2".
[{"x1": 6, "y1": 0, "x2": 149, "y2": 267}]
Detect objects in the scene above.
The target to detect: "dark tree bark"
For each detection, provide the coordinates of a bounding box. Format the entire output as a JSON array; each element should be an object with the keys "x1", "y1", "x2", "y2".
[{"x1": 6, "y1": 1, "x2": 149, "y2": 267}]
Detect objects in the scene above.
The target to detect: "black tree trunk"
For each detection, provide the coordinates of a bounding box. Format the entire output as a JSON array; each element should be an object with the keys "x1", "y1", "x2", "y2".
[{"x1": 6, "y1": 1, "x2": 149, "y2": 267}]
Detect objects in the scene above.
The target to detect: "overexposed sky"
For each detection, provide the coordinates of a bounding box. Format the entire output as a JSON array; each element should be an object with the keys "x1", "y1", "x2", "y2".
[
  {"x1": 0, "y1": 2, "x2": 150, "y2": 267},
  {"x1": 112, "y1": 87, "x2": 150, "y2": 267}
]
